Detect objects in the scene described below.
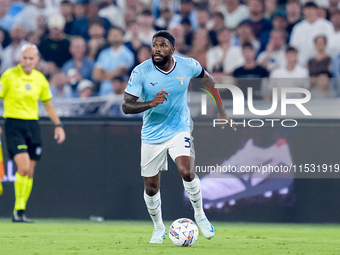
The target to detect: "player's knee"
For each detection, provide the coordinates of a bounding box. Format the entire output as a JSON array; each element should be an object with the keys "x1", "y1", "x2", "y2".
[
  {"x1": 17, "y1": 166, "x2": 30, "y2": 176},
  {"x1": 178, "y1": 166, "x2": 193, "y2": 182},
  {"x1": 145, "y1": 186, "x2": 159, "y2": 196}
]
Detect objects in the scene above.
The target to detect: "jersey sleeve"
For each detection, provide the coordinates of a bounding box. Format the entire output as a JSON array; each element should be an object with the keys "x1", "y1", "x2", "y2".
[
  {"x1": 189, "y1": 58, "x2": 204, "y2": 78},
  {"x1": 39, "y1": 74, "x2": 53, "y2": 102},
  {"x1": 125, "y1": 67, "x2": 143, "y2": 98}
]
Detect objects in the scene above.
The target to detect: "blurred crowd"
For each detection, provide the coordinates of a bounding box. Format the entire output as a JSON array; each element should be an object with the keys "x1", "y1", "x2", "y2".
[{"x1": 0, "y1": 0, "x2": 340, "y2": 101}]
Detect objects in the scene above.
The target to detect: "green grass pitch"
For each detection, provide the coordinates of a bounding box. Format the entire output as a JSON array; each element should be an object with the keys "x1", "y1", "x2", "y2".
[{"x1": 0, "y1": 219, "x2": 340, "y2": 255}]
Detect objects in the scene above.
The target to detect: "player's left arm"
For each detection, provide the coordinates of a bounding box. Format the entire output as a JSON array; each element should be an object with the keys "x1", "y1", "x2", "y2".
[
  {"x1": 201, "y1": 70, "x2": 237, "y2": 131},
  {"x1": 43, "y1": 101, "x2": 66, "y2": 144}
]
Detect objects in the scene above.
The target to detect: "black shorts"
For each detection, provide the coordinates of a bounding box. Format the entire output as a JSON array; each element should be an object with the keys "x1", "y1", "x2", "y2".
[{"x1": 4, "y1": 118, "x2": 42, "y2": 161}]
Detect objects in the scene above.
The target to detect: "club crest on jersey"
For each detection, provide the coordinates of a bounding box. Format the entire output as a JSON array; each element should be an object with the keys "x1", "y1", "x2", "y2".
[
  {"x1": 176, "y1": 76, "x2": 186, "y2": 86},
  {"x1": 25, "y1": 84, "x2": 31, "y2": 90}
]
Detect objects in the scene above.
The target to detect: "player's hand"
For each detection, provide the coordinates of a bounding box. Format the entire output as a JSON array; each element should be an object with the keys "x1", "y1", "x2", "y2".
[
  {"x1": 217, "y1": 111, "x2": 237, "y2": 131},
  {"x1": 54, "y1": 126, "x2": 66, "y2": 144},
  {"x1": 149, "y1": 88, "x2": 170, "y2": 107}
]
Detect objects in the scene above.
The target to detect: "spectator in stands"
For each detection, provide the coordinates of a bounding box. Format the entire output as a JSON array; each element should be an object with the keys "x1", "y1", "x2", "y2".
[
  {"x1": 317, "y1": 6, "x2": 328, "y2": 20},
  {"x1": 207, "y1": 27, "x2": 244, "y2": 76},
  {"x1": 187, "y1": 28, "x2": 211, "y2": 69},
  {"x1": 0, "y1": 25, "x2": 26, "y2": 74},
  {"x1": 154, "y1": 7, "x2": 173, "y2": 31},
  {"x1": 259, "y1": 11, "x2": 287, "y2": 53},
  {"x1": 124, "y1": 8, "x2": 137, "y2": 29},
  {"x1": 285, "y1": 0, "x2": 301, "y2": 40},
  {"x1": 39, "y1": 15, "x2": 72, "y2": 68},
  {"x1": 62, "y1": 36, "x2": 95, "y2": 96},
  {"x1": 257, "y1": 29, "x2": 286, "y2": 72},
  {"x1": 169, "y1": 0, "x2": 198, "y2": 30},
  {"x1": 77, "y1": 79, "x2": 94, "y2": 97},
  {"x1": 60, "y1": 0, "x2": 74, "y2": 35},
  {"x1": 98, "y1": 0, "x2": 125, "y2": 29},
  {"x1": 208, "y1": 11, "x2": 225, "y2": 47},
  {"x1": 264, "y1": 46, "x2": 309, "y2": 100},
  {"x1": 135, "y1": 44, "x2": 151, "y2": 67},
  {"x1": 243, "y1": 0, "x2": 272, "y2": 40},
  {"x1": 196, "y1": 7, "x2": 210, "y2": 30},
  {"x1": 136, "y1": 10, "x2": 156, "y2": 46},
  {"x1": 181, "y1": 18, "x2": 194, "y2": 48},
  {"x1": 34, "y1": 14, "x2": 48, "y2": 39},
  {"x1": 92, "y1": 28, "x2": 134, "y2": 96},
  {"x1": 87, "y1": 19, "x2": 107, "y2": 60},
  {"x1": 233, "y1": 21, "x2": 260, "y2": 53},
  {"x1": 0, "y1": 0, "x2": 15, "y2": 32},
  {"x1": 272, "y1": 12, "x2": 288, "y2": 32},
  {"x1": 307, "y1": 35, "x2": 331, "y2": 88},
  {"x1": 15, "y1": 0, "x2": 58, "y2": 34},
  {"x1": 109, "y1": 76, "x2": 128, "y2": 116},
  {"x1": 27, "y1": 31, "x2": 41, "y2": 46},
  {"x1": 310, "y1": 72, "x2": 336, "y2": 98},
  {"x1": 169, "y1": 24, "x2": 189, "y2": 56},
  {"x1": 233, "y1": 42, "x2": 269, "y2": 100},
  {"x1": 216, "y1": 0, "x2": 249, "y2": 29},
  {"x1": 73, "y1": 0, "x2": 87, "y2": 20},
  {"x1": 264, "y1": 0, "x2": 278, "y2": 20},
  {"x1": 124, "y1": 21, "x2": 143, "y2": 56},
  {"x1": 49, "y1": 70, "x2": 72, "y2": 98},
  {"x1": 290, "y1": 2, "x2": 334, "y2": 66},
  {"x1": 329, "y1": 10, "x2": 340, "y2": 56},
  {"x1": 71, "y1": 0, "x2": 111, "y2": 40},
  {"x1": 0, "y1": 27, "x2": 10, "y2": 49},
  {"x1": 329, "y1": 0, "x2": 340, "y2": 17}
]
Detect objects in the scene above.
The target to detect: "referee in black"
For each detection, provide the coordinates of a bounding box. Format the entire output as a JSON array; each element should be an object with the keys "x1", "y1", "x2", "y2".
[{"x1": 0, "y1": 44, "x2": 65, "y2": 223}]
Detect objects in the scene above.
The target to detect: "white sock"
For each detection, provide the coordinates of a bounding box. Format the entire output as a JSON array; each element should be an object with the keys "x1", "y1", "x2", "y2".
[
  {"x1": 183, "y1": 176, "x2": 205, "y2": 219},
  {"x1": 144, "y1": 190, "x2": 164, "y2": 228}
]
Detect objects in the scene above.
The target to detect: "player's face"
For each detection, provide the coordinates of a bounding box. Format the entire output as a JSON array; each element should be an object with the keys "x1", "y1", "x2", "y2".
[
  {"x1": 151, "y1": 37, "x2": 174, "y2": 66},
  {"x1": 20, "y1": 47, "x2": 39, "y2": 74}
]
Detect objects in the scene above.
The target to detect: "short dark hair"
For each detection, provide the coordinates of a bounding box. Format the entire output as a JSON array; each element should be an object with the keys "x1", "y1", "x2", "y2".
[
  {"x1": 304, "y1": 1, "x2": 318, "y2": 9},
  {"x1": 181, "y1": 18, "x2": 191, "y2": 26},
  {"x1": 286, "y1": 45, "x2": 298, "y2": 53},
  {"x1": 212, "y1": 11, "x2": 224, "y2": 21},
  {"x1": 314, "y1": 35, "x2": 327, "y2": 45},
  {"x1": 152, "y1": 30, "x2": 175, "y2": 47},
  {"x1": 242, "y1": 41, "x2": 254, "y2": 50}
]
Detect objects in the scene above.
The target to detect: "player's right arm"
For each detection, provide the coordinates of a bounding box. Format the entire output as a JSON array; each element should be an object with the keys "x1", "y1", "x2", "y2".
[{"x1": 122, "y1": 88, "x2": 169, "y2": 114}]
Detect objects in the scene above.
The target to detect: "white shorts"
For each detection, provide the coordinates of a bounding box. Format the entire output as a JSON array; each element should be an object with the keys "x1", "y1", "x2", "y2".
[{"x1": 141, "y1": 131, "x2": 195, "y2": 177}]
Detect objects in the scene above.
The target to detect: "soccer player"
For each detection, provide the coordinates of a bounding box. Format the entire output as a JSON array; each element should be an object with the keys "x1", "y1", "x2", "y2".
[
  {"x1": 122, "y1": 31, "x2": 236, "y2": 243},
  {"x1": 0, "y1": 44, "x2": 66, "y2": 223}
]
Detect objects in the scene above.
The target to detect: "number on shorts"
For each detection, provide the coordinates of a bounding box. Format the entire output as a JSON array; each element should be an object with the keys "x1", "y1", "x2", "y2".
[{"x1": 184, "y1": 137, "x2": 191, "y2": 148}]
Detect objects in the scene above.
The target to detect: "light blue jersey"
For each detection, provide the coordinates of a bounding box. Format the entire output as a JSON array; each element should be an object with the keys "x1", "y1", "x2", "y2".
[{"x1": 125, "y1": 56, "x2": 203, "y2": 144}]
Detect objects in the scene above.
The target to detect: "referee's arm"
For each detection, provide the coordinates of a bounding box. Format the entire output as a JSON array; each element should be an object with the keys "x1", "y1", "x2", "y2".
[{"x1": 43, "y1": 101, "x2": 66, "y2": 144}]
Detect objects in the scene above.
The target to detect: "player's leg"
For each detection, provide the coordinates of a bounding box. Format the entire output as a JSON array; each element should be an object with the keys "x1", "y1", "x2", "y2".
[
  {"x1": 24, "y1": 160, "x2": 36, "y2": 206},
  {"x1": 169, "y1": 132, "x2": 215, "y2": 239},
  {"x1": 141, "y1": 142, "x2": 168, "y2": 243},
  {"x1": 12, "y1": 152, "x2": 33, "y2": 223}
]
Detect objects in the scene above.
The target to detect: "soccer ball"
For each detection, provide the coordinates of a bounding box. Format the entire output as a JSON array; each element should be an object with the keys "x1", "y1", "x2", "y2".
[{"x1": 169, "y1": 218, "x2": 199, "y2": 247}]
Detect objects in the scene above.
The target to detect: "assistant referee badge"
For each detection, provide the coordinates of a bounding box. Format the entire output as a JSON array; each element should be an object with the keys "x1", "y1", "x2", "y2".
[{"x1": 25, "y1": 84, "x2": 31, "y2": 90}]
